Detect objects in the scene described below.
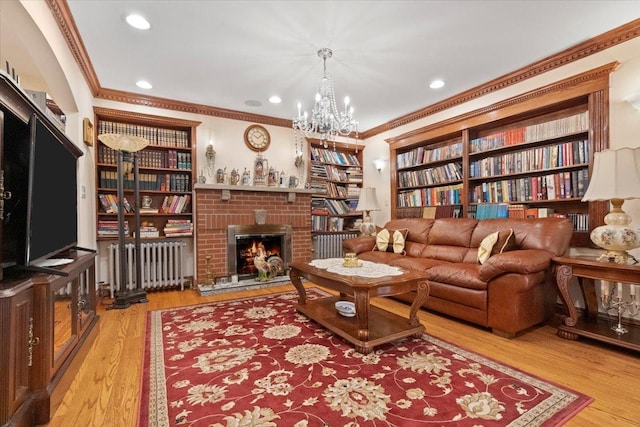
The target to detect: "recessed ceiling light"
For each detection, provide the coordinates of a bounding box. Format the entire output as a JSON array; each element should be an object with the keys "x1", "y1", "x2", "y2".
[
  {"x1": 430, "y1": 79, "x2": 445, "y2": 89},
  {"x1": 245, "y1": 100, "x2": 262, "y2": 107},
  {"x1": 269, "y1": 96, "x2": 282, "y2": 104},
  {"x1": 126, "y1": 14, "x2": 150, "y2": 30},
  {"x1": 136, "y1": 80, "x2": 152, "y2": 89}
]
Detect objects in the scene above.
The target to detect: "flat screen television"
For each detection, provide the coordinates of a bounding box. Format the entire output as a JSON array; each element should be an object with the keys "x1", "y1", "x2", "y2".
[
  {"x1": 26, "y1": 115, "x2": 80, "y2": 267},
  {"x1": 2, "y1": 113, "x2": 81, "y2": 273}
]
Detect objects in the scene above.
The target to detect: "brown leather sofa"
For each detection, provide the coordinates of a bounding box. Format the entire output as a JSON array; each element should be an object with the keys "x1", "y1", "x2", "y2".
[{"x1": 342, "y1": 217, "x2": 574, "y2": 337}]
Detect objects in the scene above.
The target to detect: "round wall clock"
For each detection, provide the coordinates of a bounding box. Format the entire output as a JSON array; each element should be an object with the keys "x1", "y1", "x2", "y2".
[{"x1": 244, "y1": 124, "x2": 271, "y2": 152}]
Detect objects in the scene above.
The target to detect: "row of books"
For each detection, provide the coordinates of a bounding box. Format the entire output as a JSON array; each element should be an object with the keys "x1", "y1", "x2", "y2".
[
  {"x1": 397, "y1": 183, "x2": 463, "y2": 208},
  {"x1": 421, "y1": 205, "x2": 462, "y2": 219},
  {"x1": 310, "y1": 147, "x2": 361, "y2": 166},
  {"x1": 470, "y1": 111, "x2": 588, "y2": 153},
  {"x1": 98, "y1": 193, "x2": 132, "y2": 214},
  {"x1": 164, "y1": 219, "x2": 193, "y2": 236},
  {"x1": 98, "y1": 120, "x2": 190, "y2": 148},
  {"x1": 469, "y1": 204, "x2": 589, "y2": 231},
  {"x1": 469, "y1": 170, "x2": 588, "y2": 203},
  {"x1": 469, "y1": 139, "x2": 589, "y2": 178},
  {"x1": 324, "y1": 199, "x2": 353, "y2": 215},
  {"x1": 311, "y1": 215, "x2": 357, "y2": 232},
  {"x1": 398, "y1": 161, "x2": 463, "y2": 188},
  {"x1": 99, "y1": 171, "x2": 191, "y2": 192},
  {"x1": 396, "y1": 141, "x2": 463, "y2": 169},
  {"x1": 98, "y1": 220, "x2": 130, "y2": 237},
  {"x1": 159, "y1": 194, "x2": 191, "y2": 214},
  {"x1": 98, "y1": 146, "x2": 192, "y2": 170},
  {"x1": 310, "y1": 163, "x2": 363, "y2": 182}
]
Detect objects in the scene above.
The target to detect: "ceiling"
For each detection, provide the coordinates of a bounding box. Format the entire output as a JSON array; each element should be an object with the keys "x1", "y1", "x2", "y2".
[{"x1": 33, "y1": 1, "x2": 640, "y2": 132}]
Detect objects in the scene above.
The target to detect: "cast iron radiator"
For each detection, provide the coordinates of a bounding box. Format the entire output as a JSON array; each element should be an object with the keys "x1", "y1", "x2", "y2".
[
  {"x1": 312, "y1": 232, "x2": 358, "y2": 259},
  {"x1": 107, "y1": 241, "x2": 186, "y2": 297}
]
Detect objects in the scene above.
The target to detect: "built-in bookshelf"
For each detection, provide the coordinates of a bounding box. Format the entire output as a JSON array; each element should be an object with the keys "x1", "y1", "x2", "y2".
[
  {"x1": 387, "y1": 65, "x2": 613, "y2": 247},
  {"x1": 308, "y1": 139, "x2": 364, "y2": 233},
  {"x1": 395, "y1": 136, "x2": 464, "y2": 217},
  {"x1": 93, "y1": 107, "x2": 199, "y2": 240}
]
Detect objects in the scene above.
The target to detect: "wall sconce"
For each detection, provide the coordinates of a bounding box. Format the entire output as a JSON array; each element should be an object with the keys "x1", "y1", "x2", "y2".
[
  {"x1": 625, "y1": 91, "x2": 640, "y2": 112},
  {"x1": 373, "y1": 159, "x2": 387, "y2": 174}
]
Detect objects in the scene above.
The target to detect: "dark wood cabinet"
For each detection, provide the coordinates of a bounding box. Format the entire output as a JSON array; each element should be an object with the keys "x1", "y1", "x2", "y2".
[
  {"x1": 30, "y1": 251, "x2": 98, "y2": 424},
  {"x1": 0, "y1": 280, "x2": 33, "y2": 426},
  {"x1": 0, "y1": 251, "x2": 97, "y2": 426}
]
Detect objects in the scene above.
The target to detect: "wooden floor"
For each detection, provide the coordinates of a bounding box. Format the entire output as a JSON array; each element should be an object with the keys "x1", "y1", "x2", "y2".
[{"x1": 43, "y1": 284, "x2": 640, "y2": 426}]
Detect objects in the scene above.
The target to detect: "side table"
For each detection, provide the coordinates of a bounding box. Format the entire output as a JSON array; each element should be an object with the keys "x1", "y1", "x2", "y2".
[{"x1": 552, "y1": 255, "x2": 640, "y2": 352}]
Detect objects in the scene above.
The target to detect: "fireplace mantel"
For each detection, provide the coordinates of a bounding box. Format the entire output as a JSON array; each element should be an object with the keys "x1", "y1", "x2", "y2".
[
  {"x1": 194, "y1": 183, "x2": 315, "y2": 194},
  {"x1": 193, "y1": 185, "x2": 313, "y2": 283}
]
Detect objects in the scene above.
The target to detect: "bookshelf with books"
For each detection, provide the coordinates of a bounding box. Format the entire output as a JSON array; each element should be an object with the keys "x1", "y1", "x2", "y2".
[
  {"x1": 387, "y1": 65, "x2": 614, "y2": 247},
  {"x1": 93, "y1": 107, "x2": 199, "y2": 240},
  {"x1": 307, "y1": 139, "x2": 364, "y2": 233}
]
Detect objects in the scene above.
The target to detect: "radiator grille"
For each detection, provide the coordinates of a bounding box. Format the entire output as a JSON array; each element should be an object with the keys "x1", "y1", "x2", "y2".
[
  {"x1": 312, "y1": 233, "x2": 357, "y2": 259},
  {"x1": 107, "y1": 241, "x2": 187, "y2": 297}
]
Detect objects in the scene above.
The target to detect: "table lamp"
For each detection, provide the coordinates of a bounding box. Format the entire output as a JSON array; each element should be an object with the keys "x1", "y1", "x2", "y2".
[
  {"x1": 356, "y1": 187, "x2": 380, "y2": 236},
  {"x1": 581, "y1": 147, "x2": 640, "y2": 264}
]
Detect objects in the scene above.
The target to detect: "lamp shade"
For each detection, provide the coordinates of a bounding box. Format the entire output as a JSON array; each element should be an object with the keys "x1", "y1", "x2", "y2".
[
  {"x1": 356, "y1": 187, "x2": 380, "y2": 212},
  {"x1": 98, "y1": 133, "x2": 150, "y2": 153},
  {"x1": 581, "y1": 147, "x2": 640, "y2": 201}
]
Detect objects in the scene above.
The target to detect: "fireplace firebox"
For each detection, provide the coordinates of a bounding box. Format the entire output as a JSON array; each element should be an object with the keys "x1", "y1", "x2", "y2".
[{"x1": 227, "y1": 224, "x2": 292, "y2": 279}]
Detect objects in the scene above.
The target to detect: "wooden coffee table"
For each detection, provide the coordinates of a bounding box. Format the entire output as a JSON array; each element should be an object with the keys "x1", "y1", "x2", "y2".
[{"x1": 289, "y1": 260, "x2": 429, "y2": 354}]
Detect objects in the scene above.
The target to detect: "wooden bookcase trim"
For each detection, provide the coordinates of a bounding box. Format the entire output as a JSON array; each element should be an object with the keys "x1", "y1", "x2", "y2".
[
  {"x1": 385, "y1": 62, "x2": 617, "y2": 149},
  {"x1": 93, "y1": 106, "x2": 201, "y2": 129}
]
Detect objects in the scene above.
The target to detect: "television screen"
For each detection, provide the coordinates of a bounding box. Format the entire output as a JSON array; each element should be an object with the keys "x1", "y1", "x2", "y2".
[{"x1": 25, "y1": 115, "x2": 79, "y2": 265}]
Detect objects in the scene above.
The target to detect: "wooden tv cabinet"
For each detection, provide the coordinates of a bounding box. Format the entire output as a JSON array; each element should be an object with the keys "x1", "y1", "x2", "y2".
[{"x1": 0, "y1": 251, "x2": 98, "y2": 426}]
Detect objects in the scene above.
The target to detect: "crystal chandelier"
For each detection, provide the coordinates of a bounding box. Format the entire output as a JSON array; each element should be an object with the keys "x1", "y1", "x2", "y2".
[{"x1": 293, "y1": 48, "x2": 358, "y2": 141}]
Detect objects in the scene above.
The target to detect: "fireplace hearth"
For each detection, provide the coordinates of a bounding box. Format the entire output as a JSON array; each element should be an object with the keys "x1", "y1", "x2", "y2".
[{"x1": 227, "y1": 224, "x2": 292, "y2": 280}]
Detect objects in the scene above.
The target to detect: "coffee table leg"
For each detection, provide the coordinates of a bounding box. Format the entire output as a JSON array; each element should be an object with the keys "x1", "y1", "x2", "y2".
[
  {"x1": 354, "y1": 290, "x2": 370, "y2": 342},
  {"x1": 409, "y1": 280, "x2": 429, "y2": 329},
  {"x1": 289, "y1": 269, "x2": 306, "y2": 305}
]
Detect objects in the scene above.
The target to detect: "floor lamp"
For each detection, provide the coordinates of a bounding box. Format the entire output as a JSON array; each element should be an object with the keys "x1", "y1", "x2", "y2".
[{"x1": 98, "y1": 133, "x2": 149, "y2": 309}]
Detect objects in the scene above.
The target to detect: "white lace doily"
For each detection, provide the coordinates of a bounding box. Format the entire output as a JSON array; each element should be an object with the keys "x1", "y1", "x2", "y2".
[{"x1": 309, "y1": 258, "x2": 403, "y2": 278}]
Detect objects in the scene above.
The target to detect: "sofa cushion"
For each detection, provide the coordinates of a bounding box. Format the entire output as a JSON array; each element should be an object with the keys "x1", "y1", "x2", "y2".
[
  {"x1": 427, "y1": 218, "x2": 477, "y2": 247},
  {"x1": 374, "y1": 228, "x2": 408, "y2": 254},
  {"x1": 356, "y1": 250, "x2": 405, "y2": 264},
  {"x1": 383, "y1": 218, "x2": 435, "y2": 244},
  {"x1": 388, "y1": 256, "x2": 446, "y2": 272},
  {"x1": 427, "y1": 263, "x2": 487, "y2": 290},
  {"x1": 477, "y1": 229, "x2": 516, "y2": 264}
]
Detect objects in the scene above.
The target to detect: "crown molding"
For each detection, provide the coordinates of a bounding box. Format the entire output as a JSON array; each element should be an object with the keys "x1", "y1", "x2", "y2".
[
  {"x1": 361, "y1": 19, "x2": 640, "y2": 139},
  {"x1": 48, "y1": 0, "x2": 639, "y2": 137},
  {"x1": 385, "y1": 62, "x2": 618, "y2": 147},
  {"x1": 95, "y1": 87, "x2": 292, "y2": 128}
]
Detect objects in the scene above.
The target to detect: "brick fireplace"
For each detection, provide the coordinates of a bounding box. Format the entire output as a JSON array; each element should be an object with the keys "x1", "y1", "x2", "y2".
[{"x1": 193, "y1": 184, "x2": 313, "y2": 283}]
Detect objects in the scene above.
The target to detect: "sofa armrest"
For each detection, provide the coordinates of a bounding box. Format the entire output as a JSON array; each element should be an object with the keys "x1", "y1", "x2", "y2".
[
  {"x1": 479, "y1": 249, "x2": 552, "y2": 282},
  {"x1": 343, "y1": 236, "x2": 376, "y2": 255}
]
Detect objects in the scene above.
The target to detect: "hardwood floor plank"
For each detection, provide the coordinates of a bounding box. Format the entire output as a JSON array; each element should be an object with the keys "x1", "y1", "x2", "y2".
[{"x1": 42, "y1": 285, "x2": 640, "y2": 426}]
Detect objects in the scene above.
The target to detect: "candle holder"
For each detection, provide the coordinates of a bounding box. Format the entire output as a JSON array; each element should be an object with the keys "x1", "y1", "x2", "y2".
[
  {"x1": 600, "y1": 283, "x2": 640, "y2": 334},
  {"x1": 205, "y1": 255, "x2": 214, "y2": 286}
]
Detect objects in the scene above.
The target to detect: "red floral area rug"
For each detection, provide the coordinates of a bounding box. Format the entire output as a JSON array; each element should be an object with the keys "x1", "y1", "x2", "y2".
[{"x1": 139, "y1": 288, "x2": 592, "y2": 426}]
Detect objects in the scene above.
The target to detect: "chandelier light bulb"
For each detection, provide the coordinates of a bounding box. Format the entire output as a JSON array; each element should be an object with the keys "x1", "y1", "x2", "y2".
[{"x1": 292, "y1": 48, "x2": 358, "y2": 141}]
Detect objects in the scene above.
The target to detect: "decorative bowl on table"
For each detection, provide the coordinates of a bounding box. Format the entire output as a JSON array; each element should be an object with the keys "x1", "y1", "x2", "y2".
[{"x1": 335, "y1": 301, "x2": 356, "y2": 317}]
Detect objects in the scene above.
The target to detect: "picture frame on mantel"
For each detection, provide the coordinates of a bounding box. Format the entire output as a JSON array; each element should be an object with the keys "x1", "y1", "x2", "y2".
[{"x1": 83, "y1": 117, "x2": 94, "y2": 146}]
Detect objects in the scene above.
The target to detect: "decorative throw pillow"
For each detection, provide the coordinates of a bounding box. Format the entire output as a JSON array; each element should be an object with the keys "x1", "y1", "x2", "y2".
[
  {"x1": 374, "y1": 228, "x2": 408, "y2": 254},
  {"x1": 477, "y1": 229, "x2": 516, "y2": 264}
]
